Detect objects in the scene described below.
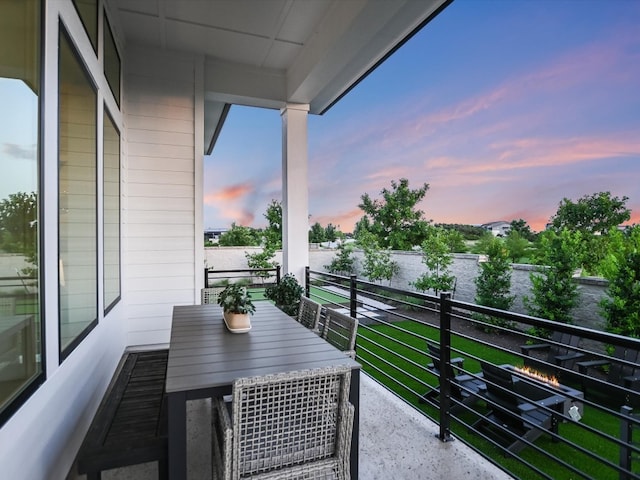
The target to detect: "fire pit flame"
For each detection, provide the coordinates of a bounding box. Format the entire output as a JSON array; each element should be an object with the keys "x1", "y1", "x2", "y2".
[{"x1": 514, "y1": 366, "x2": 560, "y2": 388}]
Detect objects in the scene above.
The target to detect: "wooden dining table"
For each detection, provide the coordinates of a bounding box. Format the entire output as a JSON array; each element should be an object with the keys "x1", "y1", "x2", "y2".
[{"x1": 166, "y1": 300, "x2": 361, "y2": 479}]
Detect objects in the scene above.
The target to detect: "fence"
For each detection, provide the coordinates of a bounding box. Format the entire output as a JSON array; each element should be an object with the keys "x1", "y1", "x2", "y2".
[{"x1": 204, "y1": 266, "x2": 640, "y2": 479}]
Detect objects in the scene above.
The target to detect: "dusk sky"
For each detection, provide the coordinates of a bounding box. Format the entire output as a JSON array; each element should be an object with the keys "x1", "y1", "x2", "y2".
[{"x1": 204, "y1": 0, "x2": 640, "y2": 233}]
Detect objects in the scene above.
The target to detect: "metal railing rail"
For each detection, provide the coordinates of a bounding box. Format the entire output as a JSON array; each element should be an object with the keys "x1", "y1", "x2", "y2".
[
  {"x1": 204, "y1": 266, "x2": 640, "y2": 479},
  {"x1": 204, "y1": 266, "x2": 281, "y2": 288}
]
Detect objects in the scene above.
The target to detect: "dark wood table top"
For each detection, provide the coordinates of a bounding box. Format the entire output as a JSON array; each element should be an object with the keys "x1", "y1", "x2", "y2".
[{"x1": 166, "y1": 301, "x2": 360, "y2": 395}]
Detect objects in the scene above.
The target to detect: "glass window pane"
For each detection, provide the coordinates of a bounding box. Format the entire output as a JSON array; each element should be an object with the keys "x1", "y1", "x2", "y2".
[
  {"x1": 103, "y1": 109, "x2": 120, "y2": 313},
  {"x1": 59, "y1": 28, "x2": 97, "y2": 356},
  {"x1": 72, "y1": 0, "x2": 97, "y2": 54},
  {"x1": 104, "y1": 13, "x2": 120, "y2": 107},
  {"x1": 0, "y1": 0, "x2": 42, "y2": 421}
]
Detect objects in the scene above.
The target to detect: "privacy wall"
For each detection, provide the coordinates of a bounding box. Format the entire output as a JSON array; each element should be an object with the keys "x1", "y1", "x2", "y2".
[{"x1": 205, "y1": 247, "x2": 609, "y2": 331}]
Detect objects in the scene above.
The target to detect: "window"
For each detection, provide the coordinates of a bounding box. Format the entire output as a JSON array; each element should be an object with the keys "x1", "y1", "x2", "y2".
[
  {"x1": 59, "y1": 26, "x2": 97, "y2": 358},
  {"x1": 103, "y1": 109, "x2": 120, "y2": 313},
  {"x1": 103, "y1": 12, "x2": 121, "y2": 107},
  {"x1": 0, "y1": 0, "x2": 43, "y2": 425},
  {"x1": 72, "y1": 0, "x2": 97, "y2": 54}
]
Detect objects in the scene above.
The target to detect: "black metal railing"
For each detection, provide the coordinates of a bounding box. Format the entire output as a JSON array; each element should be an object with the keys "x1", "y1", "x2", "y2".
[
  {"x1": 204, "y1": 266, "x2": 281, "y2": 289},
  {"x1": 202, "y1": 266, "x2": 640, "y2": 478},
  {"x1": 307, "y1": 268, "x2": 640, "y2": 480}
]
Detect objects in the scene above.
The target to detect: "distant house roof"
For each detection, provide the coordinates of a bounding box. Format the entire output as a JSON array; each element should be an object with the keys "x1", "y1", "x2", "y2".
[
  {"x1": 481, "y1": 221, "x2": 510, "y2": 229},
  {"x1": 481, "y1": 221, "x2": 511, "y2": 237}
]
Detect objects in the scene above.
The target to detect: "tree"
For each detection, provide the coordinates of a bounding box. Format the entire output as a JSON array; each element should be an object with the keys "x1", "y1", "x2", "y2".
[
  {"x1": 549, "y1": 192, "x2": 631, "y2": 275},
  {"x1": 309, "y1": 222, "x2": 326, "y2": 243},
  {"x1": 245, "y1": 242, "x2": 278, "y2": 281},
  {"x1": 436, "y1": 223, "x2": 486, "y2": 241},
  {"x1": 504, "y1": 230, "x2": 530, "y2": 263},
  {"x1": 444, "y1": 229, "x2": 467, "y2": 253},
  {"x1": 470, "y1": 232, "x2": 496, "y2": 255},
  {"x1": 550, "y1": 191, "x2": 630, "y2": 235},
  {"x1": 353, "y1": 215, "x2": 372, "y2": 241},
  {"x1": 599, "y1": 226, "x2": 640, "y2": 338},
  {"x1": 324, "y1": 223, "x2": 338, "y2": 242},
  {"x1": 358, "y1": 230, "x2": 399, "y2": 285},
  {"x1": 325, "y1": 243, "x2": 356, "y2": 276},
  {"x1": 412, "y1": 227, "x2": 455, "y2": 295},
  {"x1": 0, "y1": 191, "x2": 37, "y2": 254},
  {"x1": 509, "y1": 218, "x2": 536, "y2": 241},
  {"x1": 474, "y1": 238, "x2": 515, "y2": 330},
  {"x1": 263, "y1": 200, "x2": 282, "y2": 248},
  {"x1": 524, "y1": 229, "x2": 584, "y2": 327},
  {"x1": 358, "y1": 178, "x2": 431, "y2": 250},
  {"x1": 218, "y1": 223, "x2": 260, "y2": 246}
]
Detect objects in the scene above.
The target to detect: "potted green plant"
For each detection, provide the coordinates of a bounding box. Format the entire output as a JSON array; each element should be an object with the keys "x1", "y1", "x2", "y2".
[
  {"x1": 217, "y1": 283, "x2": 256, "y2": 333},
  {"x1": 265, "y1": 273, "x2": 304, "y2": 316}
]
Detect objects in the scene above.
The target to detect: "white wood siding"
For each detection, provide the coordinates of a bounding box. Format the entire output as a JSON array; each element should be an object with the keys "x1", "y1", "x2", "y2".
[{"x1": 124, "y1": 46, "x2": 198, "y2": 346}]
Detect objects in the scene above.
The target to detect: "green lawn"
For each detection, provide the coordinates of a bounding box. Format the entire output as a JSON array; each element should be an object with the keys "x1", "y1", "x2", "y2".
[
  {"x1": 249, "y1": 285, "x2": 348, "y2": 305},
  {"x1": 357, "y1": 319, "x2": 634, "y2": 480},
  {"x1": 309, "y1": 285, "x2": 351, "y2": 307}
]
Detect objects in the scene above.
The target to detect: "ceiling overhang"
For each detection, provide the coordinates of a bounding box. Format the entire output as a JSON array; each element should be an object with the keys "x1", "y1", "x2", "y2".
[{"x1": 111, "y1": 0, "x2": 452, "y2": 153}]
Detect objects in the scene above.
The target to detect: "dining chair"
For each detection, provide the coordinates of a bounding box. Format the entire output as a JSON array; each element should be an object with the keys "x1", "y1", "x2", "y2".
[
  {"x1": 211, "y1": 365, "x2": 354, "y2": 480},
  {"x1": 322, "y1": 309, "x2": 358, "y2": 359},
  {"x1": 297, "y1": 295, "x2": 322, "y2": 332},
  {"x1": 0, "y1": 296, "x2": 16, "y2": 316},
  {"x1": 201, "y1": 287, "x2": 224, "y2": 305}
]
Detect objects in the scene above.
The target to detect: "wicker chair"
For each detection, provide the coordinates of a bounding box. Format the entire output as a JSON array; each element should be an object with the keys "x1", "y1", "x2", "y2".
[
  {"x1": 211, "y1": 366, "x2": 354, "y2": 480},
  {"x1": 297, "y1": 296, "x2": 322, "y2": 332},
  {"x1": 322, "y1": 310, "x2": 358, "y2": 359},
  {"x1": 202, "y1": 287, "x2": 224, "y2": 305}
]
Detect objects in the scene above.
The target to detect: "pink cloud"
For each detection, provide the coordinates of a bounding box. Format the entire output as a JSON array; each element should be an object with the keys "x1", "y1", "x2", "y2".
[
  {"x1": 204, "y1": 183, "x2": 254, "y2": 204},
  {"x1": 312, "y1": 208, "x2": 362, "y2": 233},
  {"x1": 457, "y1": 135, "x2": 640, "y2": 176}
]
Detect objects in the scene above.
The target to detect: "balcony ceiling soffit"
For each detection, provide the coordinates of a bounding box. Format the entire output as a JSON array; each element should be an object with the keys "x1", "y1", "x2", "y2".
[{"x1": 112, "y1": 0, "x2": 447, "y2": 114}]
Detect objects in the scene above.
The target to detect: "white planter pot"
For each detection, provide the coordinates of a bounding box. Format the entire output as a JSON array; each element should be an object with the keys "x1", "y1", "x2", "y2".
[{"x1": 223, "y1": 311, "x2": 252, "y2": 333}]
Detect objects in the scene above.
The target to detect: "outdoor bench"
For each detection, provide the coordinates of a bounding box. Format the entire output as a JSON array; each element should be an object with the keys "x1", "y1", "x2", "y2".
[{"x1": 75, "y1": 349, "x2": 169, "y2": 480}]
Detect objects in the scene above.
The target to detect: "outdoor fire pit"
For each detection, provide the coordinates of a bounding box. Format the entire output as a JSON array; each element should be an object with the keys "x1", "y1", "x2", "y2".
[{"x1": 506, "y1": 364, "x2": 584, "y2": 417}]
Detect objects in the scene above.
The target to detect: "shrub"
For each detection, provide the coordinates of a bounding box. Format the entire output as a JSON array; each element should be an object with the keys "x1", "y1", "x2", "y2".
[{"x1": 264, "y1": 273, "x2": 304, "y2": 316}]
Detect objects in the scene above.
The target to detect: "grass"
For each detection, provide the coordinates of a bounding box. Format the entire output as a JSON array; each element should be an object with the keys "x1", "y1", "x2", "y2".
[
  {"x1": 356, "y1": 318, "x2": 635, "y2": 480},
  {"x1": 248, "y1": 284, "x2": 349, "y2": 305},
  {"x1": 309, "y1": 285, "x2": 351, "y2": 307}
]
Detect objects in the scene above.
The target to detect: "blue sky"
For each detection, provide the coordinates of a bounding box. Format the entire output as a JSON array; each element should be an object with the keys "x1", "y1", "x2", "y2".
[{"x1": 204, "y1": 0, "x2": 640, "y2": 233}]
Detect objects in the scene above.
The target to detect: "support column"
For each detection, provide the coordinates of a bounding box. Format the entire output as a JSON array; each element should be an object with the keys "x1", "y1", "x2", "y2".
[{"x1": 280, "y1": 103, "x2": 310, "y2": 285}]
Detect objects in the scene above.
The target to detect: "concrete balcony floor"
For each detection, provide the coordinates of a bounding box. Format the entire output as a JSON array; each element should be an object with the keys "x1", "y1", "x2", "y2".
[{"x1": 69, "y1": 373, "x2": 513, "y2": 479}]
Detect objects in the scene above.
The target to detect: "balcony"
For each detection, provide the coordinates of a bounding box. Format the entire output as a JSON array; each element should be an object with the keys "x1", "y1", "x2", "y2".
[{"x1": 59, "y1": 267, "x2": 640, "y2": 479}]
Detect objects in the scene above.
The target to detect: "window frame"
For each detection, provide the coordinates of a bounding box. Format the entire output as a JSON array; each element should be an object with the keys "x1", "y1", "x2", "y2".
[
  {"x1": 103, "y1": 106, "x2": 121, "y2": 315},
  {"x1": 57, "y1": 22, "x2": 99, "y2": 362},
  {"x1": 0, "y1": 0, "x2": 46, "y2": 429},
  {"x1": 103, "y1": 10, "x2": 121, "y2": 108},
  {"x1": 70, "y1": 0, "x2": 98, "y2": 54}
]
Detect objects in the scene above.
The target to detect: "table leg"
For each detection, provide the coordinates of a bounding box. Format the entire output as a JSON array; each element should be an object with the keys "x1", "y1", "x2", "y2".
[
  {"x1": 350, "y1": 368, "x2": 360, "y2": 480},
  {"x1": 168, "y1": 391, "x2": 187, "y2": 479}
]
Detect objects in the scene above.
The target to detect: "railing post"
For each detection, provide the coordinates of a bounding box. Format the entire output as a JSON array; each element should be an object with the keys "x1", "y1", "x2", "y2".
[
  {"x1": 620, "y1": 405, "x2": 633, "y2": 480},
  {"x1": 438, "y1": 292, "x2": 453, "y2": 442},
  {"x1": 305, "y1": 267, "x2": 310, "y2": 297},
  {"x1": 350, "y1": 275, "x2": 357, "y2": 318},
  {"x1": 276, "y1": 265, "x2": 281, "y2": 284}
]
